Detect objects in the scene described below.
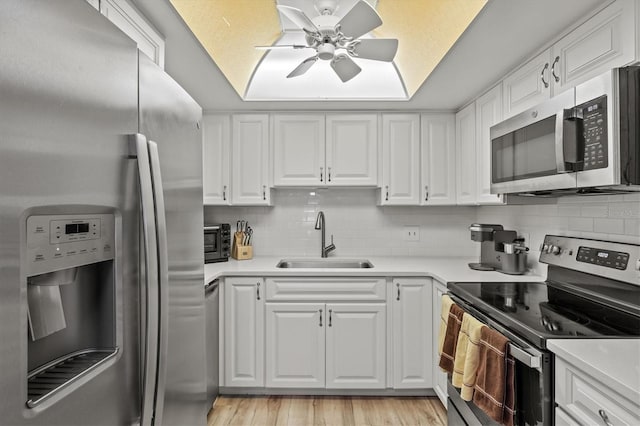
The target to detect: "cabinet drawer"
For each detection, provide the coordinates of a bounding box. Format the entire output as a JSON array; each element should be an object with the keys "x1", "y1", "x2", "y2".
[
  {"x1": 555, "y1": 358, "x2": 640, "y2": 426},
  {"x1": 265, "y1": 277, "x2": 386, "y2": 302}
]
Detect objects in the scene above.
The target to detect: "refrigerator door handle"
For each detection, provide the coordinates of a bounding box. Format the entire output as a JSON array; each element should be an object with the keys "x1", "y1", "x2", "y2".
[
  {"x1": 147, "y1": 140, "x2": 169, "y2": 426},
  {"x1": 131, "y1": 134, "x2": 160, "y2": 426}
]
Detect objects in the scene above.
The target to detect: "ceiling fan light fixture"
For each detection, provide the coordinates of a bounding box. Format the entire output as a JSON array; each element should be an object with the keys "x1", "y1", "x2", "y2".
[{"x1": 317, "y1": 43, "x2": 335, "y2": 60}]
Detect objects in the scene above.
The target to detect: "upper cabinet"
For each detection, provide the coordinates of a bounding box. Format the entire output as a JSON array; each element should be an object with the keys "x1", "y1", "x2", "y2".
[
  {"x1": 420, "y1": 114, "x2": 456, "y2": 206},
  {"x1": 272, "y1": 113, "x2": 377, "y2": 187},
  {"x1": 98, "y1": 0, "x2": 165, "y2": 68},
  {"x1": 203, "y1": 114, "x2": 230, "y2": 205},
  {"x1": 503, "y1": 0, "x2": 637, "y2": 119},
  {"x1": 380, "y1": 114, "x2": 420, "y2": 205},
  {"x1": 455, "y1": 103, "x2": 477, "y2": 205},
  {"x1": 475, "y1": 85, "x2": 504, "y2": 205},
  {"x1": 231, "y1": 114, "x2": 271, "y2": 206}
]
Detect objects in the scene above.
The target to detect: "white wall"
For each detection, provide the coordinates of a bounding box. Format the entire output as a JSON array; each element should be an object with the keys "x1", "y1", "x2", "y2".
[
  {"x1": 204, "y1": 188, "x2": 477, "y2": 258},
  {"x1": 477, "y1": 193, "x2": 640, "y2": 275}
]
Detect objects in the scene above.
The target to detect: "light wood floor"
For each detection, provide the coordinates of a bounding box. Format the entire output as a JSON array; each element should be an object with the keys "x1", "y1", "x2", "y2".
[{"x1": 208, "y1": 396, "x2": 446, "y2": 426}]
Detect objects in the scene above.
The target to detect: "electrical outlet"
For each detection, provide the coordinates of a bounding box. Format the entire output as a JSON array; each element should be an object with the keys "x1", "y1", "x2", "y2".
[{"x1": 404, "y1": 225, "x2": 420, "y2": 241}]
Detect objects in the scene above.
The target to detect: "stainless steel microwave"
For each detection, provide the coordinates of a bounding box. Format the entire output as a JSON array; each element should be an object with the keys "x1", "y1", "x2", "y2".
[{"x1": 490, "y1": 66, "x2": 639, "y2": 196}]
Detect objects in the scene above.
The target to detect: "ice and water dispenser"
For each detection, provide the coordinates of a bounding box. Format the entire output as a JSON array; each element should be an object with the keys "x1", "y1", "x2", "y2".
[{"x1": 24, "y1": 208, "x2": 120, "y2": 407}]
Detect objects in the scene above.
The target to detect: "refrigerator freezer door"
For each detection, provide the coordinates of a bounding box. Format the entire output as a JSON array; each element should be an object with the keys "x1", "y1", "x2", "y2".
[
  {"x1": 138, "y1": 54, "x2": 207, "y2": 426},
  {"x1": 0, "y1": 1, "x2": 141, "y2": 425}
]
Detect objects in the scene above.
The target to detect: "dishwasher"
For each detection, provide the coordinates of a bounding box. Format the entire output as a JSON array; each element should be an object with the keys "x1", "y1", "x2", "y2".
[{"x1": 205, "y1": 279, "x2": 219, "y2": 411}]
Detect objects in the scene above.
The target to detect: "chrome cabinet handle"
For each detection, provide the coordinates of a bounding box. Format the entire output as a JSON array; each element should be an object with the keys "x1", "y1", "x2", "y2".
[
  {"x1": 320, "y1": 166, "x2": 323, "y2": 182},
  {"x1": 551, "y1": 56, "x2": 560, "y2": 82},
  {"x1": 385, "y1": 185, "x2": 389, "y2": 201},
  {"x1": 328, "y1": 309, "x2": 332, "y2": 327},
  {"x1": 328, "y1": 167, "x2": 332, "y2": 182},
  {"x1": 262, "y1": 185, "x2": 266, "y2": 201},
  {"x1": 540, "y1": 63, "x2": 549, "y2": 88},
  {"x1": 396, "y1": 283, "x2": 400, "y2": 301},
  {"x1": 256, "y1": 282, "x2": 261, "y2": 300},
  {"x1": 319, "y1": 309, "x2": 323, "y2": 327},
  {"x1": 598, "y1": 409, "x2": 613, "y2": 426},
  {"x1": 223, "y1": 185, "x2": 227, "y2": 201},
  {"x1": 425, "y1": 185, "x2": 429, "y2": 202}
]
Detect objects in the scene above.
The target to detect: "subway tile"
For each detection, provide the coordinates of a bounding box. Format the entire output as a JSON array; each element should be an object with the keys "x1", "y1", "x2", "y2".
[
  {"x1": 580, "y1": 204, "x2": 609, "y2": 218},
  {"x1": 624, "y1": 219, "x2": 640, "y2": 236},
  {"x1": 608, "y1": 202, "x2": 640, "y2": 219},
  {"x1": 593, "y1": 218, "x2": 625, "y2": 234},
  {"x1": 568, "y1": 217, "x2": 594, "y2": 232}
]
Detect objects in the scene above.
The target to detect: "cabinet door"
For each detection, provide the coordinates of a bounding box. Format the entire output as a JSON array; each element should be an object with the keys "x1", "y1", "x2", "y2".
[
  {"x1": 551, "y1": 0, "x2": 637, "y2": 95},
  {"x1": 265, "y1": 303, "x2": 325, "y2": 388},
  {"x1": 381, "y1": 114, "x2": 420, "y2": 205},
  {"x1": 503, "y1": 50, "x2": 552, "y2": 119},
  {"x1": 432, "y1": 280, "x2": 449, "y2": 406},
  {"x1": 231, "y1": 114, "x2": 271, "y2": 205},
  {"x1": 99, "y1": 0, "x2": 165, "y2": 68},
  {"x1": 224, "y1": 278, "x2": 264, "y2": 387},
  {"x1": 392, "y1": 278, "x2": 432, "y2": 389},
  {"x1": 326, "y1": 304, "x2": 386, "y2": 389},
  {"x1": 272, "y1": 114, "x2": 325, "y2": 186},
  {"x1": 420, "y1": 114, "x2": 456, "y2": 205},
  {"x1": 475, "y1": 85, "x2": 504, "y2": 205},
  {"x1": 455, "y1": 103, "x2": 477, "y2": 205},
  {"x1": 203, "y1": 114, "x2": 230, "y2": 205},
  {"x1": 326, "y1": 114, "x2": 378, "y2": 186}
]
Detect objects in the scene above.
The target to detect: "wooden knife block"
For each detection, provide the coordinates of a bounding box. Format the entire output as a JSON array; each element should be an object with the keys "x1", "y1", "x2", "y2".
[{"x1": 232, "y1": 232, "x2": 253, "y2": 260}]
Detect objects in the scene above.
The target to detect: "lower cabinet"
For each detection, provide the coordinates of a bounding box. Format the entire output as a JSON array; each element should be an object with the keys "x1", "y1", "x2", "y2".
[{"x1": 265, "y1": 302, "x2": 386, "y2": 389}]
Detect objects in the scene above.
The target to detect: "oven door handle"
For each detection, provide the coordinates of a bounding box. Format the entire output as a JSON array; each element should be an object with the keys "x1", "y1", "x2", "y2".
[{"x1": 509, "y1": 343, "x2": 541, "y2": 369}]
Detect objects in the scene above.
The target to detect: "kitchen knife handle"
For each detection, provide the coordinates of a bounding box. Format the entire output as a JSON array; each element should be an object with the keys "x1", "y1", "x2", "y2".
[
  {"x1": 551, "y1": 56, "x2": 560, "y2": 82},
  {"x1": 320, "y1": 167, "x2": 324, "y2": 182},
  {"x1": 223, "y1": 185, "x2": 227, "y2": 201},
  {"x1": 385, "y1": 186, "x2": 389, "y2": 201},
  {"x1": 328, "y1": 309, "x2": 332, "y2": 327},
  {"x1": 598, "y1": 410, "x2": 613, "y2": 426},
  {"x1": 319, "y1": 309, "x2": 323, "y2": 327},
  {"x1": 256, "y1": 282, "x2": 261, "y2": 300},
  {"x1": 540, "y1": 63, "x2": 549, "y2": 88},
  {"x1": 328, "y1": 167, "x2": 331, "y2": 182},
  {"x1": 396, "y1": 283, "x2": 400, "y2": 301}
]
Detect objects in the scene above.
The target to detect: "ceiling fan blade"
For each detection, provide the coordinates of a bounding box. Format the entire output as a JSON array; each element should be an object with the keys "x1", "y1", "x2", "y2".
[
  {"x1": 287, "y1": 56, "x2": 318, "y2": 78},
  {"x1": 337, "y1": 0, "x2": 382, "y2": 39},
  {"x1": 255, "y1": 45, "x2": 310, "y2": 50},
  {"x1": 330, "y1": 54, "x2": 362, "y2": 82},
  {"x1": 276, "y1": 5, "x2": 318, "y2": 33},
  {"x1": 348, "y1": 39, "x2": 398, "y2": 62}
]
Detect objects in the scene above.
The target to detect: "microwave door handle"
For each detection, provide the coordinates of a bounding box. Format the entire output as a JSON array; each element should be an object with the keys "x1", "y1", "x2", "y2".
[
  {"x1": 555, "y1": 111, "x2": 569, "y2": 173},
  {"x1": 130, "y1": 134, "x2": 160, "y2": 426},
  {"x1": 555, "y1": 108, "x2": 585, "y2": 173}
]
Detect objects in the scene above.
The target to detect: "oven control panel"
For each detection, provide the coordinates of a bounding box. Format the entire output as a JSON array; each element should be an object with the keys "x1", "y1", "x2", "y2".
[{"x1": 540, "y1": 235, "x2": 639, "y2": 285}]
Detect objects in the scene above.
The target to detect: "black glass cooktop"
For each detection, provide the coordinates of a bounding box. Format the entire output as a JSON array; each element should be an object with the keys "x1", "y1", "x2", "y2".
[{"x1": 448, "y1": 281, "x2": 640, "y2": 349}]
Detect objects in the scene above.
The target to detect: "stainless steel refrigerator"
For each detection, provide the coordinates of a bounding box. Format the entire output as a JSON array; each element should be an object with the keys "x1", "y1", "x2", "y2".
[{"x1": 0, "y1": 1, "x2": 207, "y2": 425}]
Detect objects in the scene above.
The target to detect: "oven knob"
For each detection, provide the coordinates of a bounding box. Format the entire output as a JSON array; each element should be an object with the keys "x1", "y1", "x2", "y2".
[
  {"x1": 541, "y1": 244, "x2": 549, "y2": 252},
  {"x1": 550, "y1": 321, "x2": 561, "y2": 331},
  {"x1": 551, "y1": 246, "x2": 561, "y2": 255}
]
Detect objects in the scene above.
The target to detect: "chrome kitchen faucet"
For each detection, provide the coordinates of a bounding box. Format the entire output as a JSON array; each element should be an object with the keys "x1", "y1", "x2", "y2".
[{"x1": 314, "y1": 211, "x2": 336, "y2": 258}]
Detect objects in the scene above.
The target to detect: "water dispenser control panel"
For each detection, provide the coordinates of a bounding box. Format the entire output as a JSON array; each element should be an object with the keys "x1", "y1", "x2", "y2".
[{"x1": 26, "y1": 213, "x2": 115, "y2": 276}]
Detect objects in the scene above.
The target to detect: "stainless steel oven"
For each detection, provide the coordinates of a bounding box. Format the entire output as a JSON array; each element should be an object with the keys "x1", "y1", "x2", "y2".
[
  {"x1": 490, "y1": 66, "x2": 639, "y2": 196},
  {"x1": 204, "y1": 224, "x2": 230, "y2": 263},
  {"x1": 447, "y1": 235, "x2": 640, "y2": 426}
]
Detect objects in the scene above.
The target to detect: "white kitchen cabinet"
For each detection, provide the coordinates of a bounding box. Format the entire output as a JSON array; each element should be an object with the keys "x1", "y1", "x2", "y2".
[
  {"x1": 420, "y1": 114, "x2": 456, "y2": 205},
  {"x1": 455, "y1": 103, "x2": 477, "y2": 205},
  {"x1": 381, "y1": 114, "x2": 420, "y2": 205},
  {"x1": 555, "y1": 357, "x2": 640, "y2": 426},
  {"x1": 392, "y1": 278, "x2": 432, "y2": 389},
  {"x1": 502, "y1": 50, "x2": 553, "y2": 119},
  {"x1": 325, "y1": 303, "x2": 386, "y2": 389},
  {"x1": 555, "y1": 407, "x2": 580, "y2": 426},
  {"x1": 231, "y1": 114, "x2": 271, "y2": 205},
  {"x1": 475, "y1": 85, "x2": 504, "y2": 205},
  {"x1": 272, "y1": 114, "x2": 377, "y2": 187},
  {"x1": 432, "y1": 280, "x2": 448, "y2": 406},
  {"x1": 551, "y1": 0, "x2": 637, "y2": 96},
  {"x1": 99, "y1": 0, "x2": 165, "y2": 68},
  {"x1": 224, "y1": 278, "x2": 264, "y2": 387},
  {"x1": 85, "y1": 0, "x2": 99, "y2": 10},
  {"x1": 203, "y1": 114, "x2": 230, "y2": 205},
  {"x1": 272, "y1": 114, "x2": 325, "y2": 186},
  {"x1": 265, "y1": 303, "x2": 325, "y2": 388},
  {"x1": 326, "y1": 114, "x2": 378, "y2": 186}
]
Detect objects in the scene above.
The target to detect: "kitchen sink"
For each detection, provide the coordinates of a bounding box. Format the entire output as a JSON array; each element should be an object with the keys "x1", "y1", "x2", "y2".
[{"x1": 276, "y1": 259, "x2": 374, "y2": 269}]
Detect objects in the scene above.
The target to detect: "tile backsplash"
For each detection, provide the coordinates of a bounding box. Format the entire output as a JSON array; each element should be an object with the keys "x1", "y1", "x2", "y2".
[
  {"x1": 204, "y1": 188, "x2": 478, "y2": 258},
  {"x1": 204, "y1": 190, "x2": 639, "y2": 276}
]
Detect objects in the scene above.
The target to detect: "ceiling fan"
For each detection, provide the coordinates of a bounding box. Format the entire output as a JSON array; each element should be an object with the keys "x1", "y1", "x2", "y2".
[{"x1": 257, "y1": 0, "x2": 399, "y2": 82}]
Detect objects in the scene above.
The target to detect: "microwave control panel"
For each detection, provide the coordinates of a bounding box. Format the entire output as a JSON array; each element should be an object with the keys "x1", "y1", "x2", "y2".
[{"x1": 578, "y1": 95, "x2": 608, "y2": 170}]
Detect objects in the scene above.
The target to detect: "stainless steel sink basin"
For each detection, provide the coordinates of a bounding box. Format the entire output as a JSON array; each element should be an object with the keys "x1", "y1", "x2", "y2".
[{"x1": 276, "y1": 259, "x2": 374, "y2": 269}]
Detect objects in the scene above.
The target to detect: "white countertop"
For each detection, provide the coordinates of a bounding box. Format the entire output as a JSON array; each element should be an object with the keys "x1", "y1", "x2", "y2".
[
  {"x1": 204, "y1": 256, "x2": 544, "y2": 286},
  {"x1": 548, "y1": 339, "x2": 640, "y2": 402}
]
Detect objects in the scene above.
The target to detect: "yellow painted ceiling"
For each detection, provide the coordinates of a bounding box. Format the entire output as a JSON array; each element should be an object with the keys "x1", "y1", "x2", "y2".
[{"x1": 170, "y1": 0, "x2": 487, "y2": 99}]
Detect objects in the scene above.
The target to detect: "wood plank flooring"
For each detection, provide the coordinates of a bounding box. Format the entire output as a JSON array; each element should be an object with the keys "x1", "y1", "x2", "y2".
[{"x1": 208, "y1": 396, "x2": 446, "y2": 426}]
